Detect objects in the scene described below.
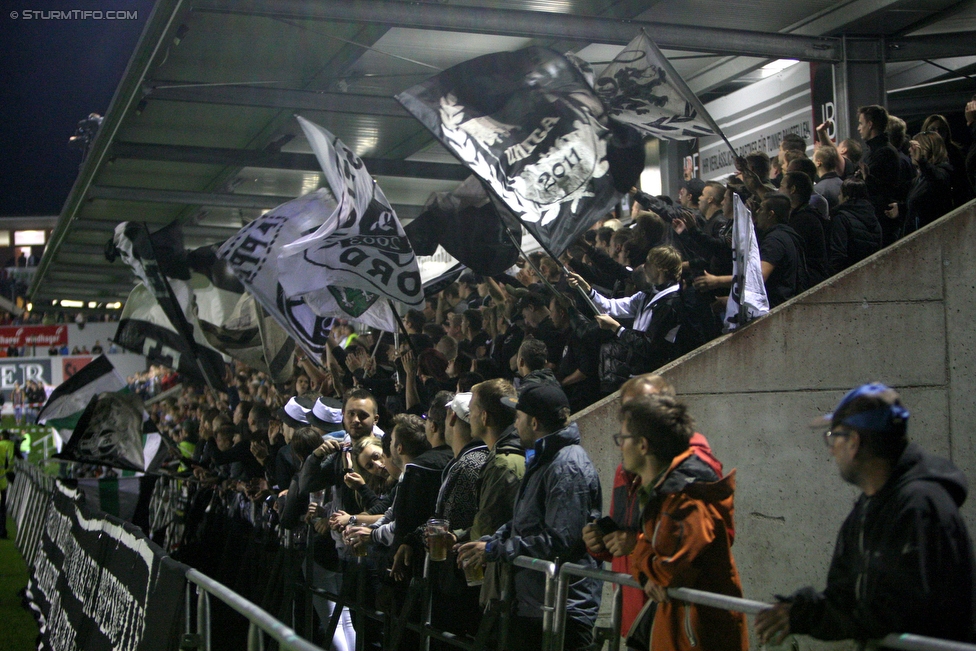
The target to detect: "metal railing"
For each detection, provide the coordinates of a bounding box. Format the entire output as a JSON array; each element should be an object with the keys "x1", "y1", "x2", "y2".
[
  {"x1": 185, "y1": 569, "x2": 325, "y2": 651},
  {"x1": 551, "y1": 561, "x2": 976, "y2": 651},
  {"x1": 10, "y1": 465, "x2": 976, "y2": 651}
]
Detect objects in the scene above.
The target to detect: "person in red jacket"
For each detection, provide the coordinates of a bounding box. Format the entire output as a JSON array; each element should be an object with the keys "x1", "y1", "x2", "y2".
[
  {"x1": 622, "y1": 394, "x2": 747, "y2": 651},
  {"x1": 582, "y1": 374, "x2": 723, "y2": 647}
]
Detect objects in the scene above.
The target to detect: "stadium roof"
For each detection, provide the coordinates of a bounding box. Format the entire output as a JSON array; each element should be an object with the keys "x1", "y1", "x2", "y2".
[{"x1": 31, "y1": 0, "x2": 976, "y2": 309}]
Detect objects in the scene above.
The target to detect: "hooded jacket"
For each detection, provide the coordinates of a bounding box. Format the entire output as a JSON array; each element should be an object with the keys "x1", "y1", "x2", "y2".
[
  {"x1": 788, "y1": 443, "x2": 976, "y2": 642},
  {"x1": 466, "y1": 425, "x2": 525, "y2": 605},
  {"x1": 828, "y1": 198, "x2": 882, "y2": 274},
  {"x1": 631, "y1": 450, "x2": 748, "y2": 651},
  {"x1": 484, "y1": 422, "x2": 603, "y2": 624},
  {"x1": 591, "y1": 437, "x2": 724, "y2": 636}
]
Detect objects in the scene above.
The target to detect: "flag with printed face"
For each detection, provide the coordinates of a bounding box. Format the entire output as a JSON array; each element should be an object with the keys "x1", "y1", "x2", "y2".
[
  {"x1": 396, "y1": 47, "x2": 622, "y2": 257},
  {"x1": 725, "y1": 194, "x2": 769, "y2": 329},
  {"x1": 595, "y1": 30, "x2": 719, "y2": 141}
]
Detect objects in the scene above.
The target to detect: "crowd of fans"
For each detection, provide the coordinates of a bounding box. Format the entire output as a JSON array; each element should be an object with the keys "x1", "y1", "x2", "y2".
[
  {"x1": 128, "y1": 365, "x2": 180, "y2": 401},
  {"x1": 103, "y1": 101, "x2": 976, "y2": 650}
]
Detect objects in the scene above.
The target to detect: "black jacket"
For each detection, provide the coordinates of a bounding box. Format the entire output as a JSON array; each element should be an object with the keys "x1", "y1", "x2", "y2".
[
  {"x1": 828, "y1": 198, "x2": 882, "y2": 274},
  {"x1": 391, "y1": 444, "x2": 454, "y2": 551},
  {"x1": 484, "y1": 422, "x2": 602, "y2": 624},
  {"x1": 862, "y1": 133, "x2": 910, "y2": 245},
  {"x1": 599, "y1": 285, "x2": 684, "y2": 394},
  {"x1": 788, "y1": 203, "x2": 828, "y2": 286},
  {"x1": 902, "y1": 160, "x2": 954, "y2": 236},
  {"x1": 789, "y1": 443, "x2": 976, "y2": 642}
]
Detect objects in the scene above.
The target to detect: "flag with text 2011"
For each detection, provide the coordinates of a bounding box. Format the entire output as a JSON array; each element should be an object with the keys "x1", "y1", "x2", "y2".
[{"x1": 397, "y1": 47, "x2": 621, "y2": 257}]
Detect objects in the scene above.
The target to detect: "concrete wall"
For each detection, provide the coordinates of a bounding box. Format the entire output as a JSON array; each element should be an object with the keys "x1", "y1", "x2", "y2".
[{"x1": 575, "y1": 200, "x2": 976, "y2": 644}]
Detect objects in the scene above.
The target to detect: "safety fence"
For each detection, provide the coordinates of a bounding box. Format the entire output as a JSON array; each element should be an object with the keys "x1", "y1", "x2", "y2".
[{"x1": 9, "y1": 461, "x2": 976, "y2": 651}]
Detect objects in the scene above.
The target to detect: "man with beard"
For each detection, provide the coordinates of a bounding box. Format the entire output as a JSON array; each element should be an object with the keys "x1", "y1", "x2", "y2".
[{"x1": 756, "y1": 383, "x2": 975, "y2": 645}]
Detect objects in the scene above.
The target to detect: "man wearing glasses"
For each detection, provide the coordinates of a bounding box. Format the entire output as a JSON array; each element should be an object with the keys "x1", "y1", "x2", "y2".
[{"x1": 756, "y1": 383, "x2": 975, "y2": 645}]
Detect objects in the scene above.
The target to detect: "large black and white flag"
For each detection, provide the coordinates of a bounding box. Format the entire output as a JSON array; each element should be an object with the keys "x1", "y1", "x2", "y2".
[
  {"x1": 110, "y1": 224, "x2": 295, "y2": 384},
  {"x1": 596, "y1": 30, "x2": 720, "y2": 141},
  {"x1": 219, "y1": 117, "x2": 423, "y2": 342},
  {"x1": 725, "y1": 193, "x2": 769, "y2": 330},
  {"x1": 114, "y1": 281, "x2": 229, "y2": 390},
  {"x1": 36, "y1": 355, "x2": 127, "y2": 444},
  {"x1": 53, "y1": 391, "x2": 179, "y2": 475},
  {"x1": 112, "y1": 222, "x2": 228, "y2": 391},
  {"x1": 405, "y1": 176, "x2": 522, "y2": 277},
  {"x1": 396, "y1": 47, "x2": 622, "y2": 257},
  {"x1": 186, "y1": 244, "x2": 295, "y2": 384}
]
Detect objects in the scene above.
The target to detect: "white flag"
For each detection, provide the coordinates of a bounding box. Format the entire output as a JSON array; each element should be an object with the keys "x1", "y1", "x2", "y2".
[
  {"x1": 218, "y1": 118, "x2": 424, "y2": 349},
  {"x1": 277, "y1": 116, "x2": 424, "y2": 311},
  {"x1": 595, "y1": 30, "x2": 720, "y2": 141},
  {"x1": 725, "y1": 194, "x2": 769, "y2": 330}
]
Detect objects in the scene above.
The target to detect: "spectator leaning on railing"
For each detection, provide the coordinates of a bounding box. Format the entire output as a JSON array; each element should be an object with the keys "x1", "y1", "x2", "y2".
[{"x1": 755, "y1": 383, "x2": 976, "y2": 645}]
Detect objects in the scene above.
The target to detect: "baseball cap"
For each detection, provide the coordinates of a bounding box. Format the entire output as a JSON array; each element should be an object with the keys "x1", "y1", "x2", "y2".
[
  {"x1": 308, "y1": 396, "x2": 345, "y2": 433},
  {"x1": 820, "y1": 383, "x2": 910, "y2": 433},
  {"x1": 449, "y1": 392, "x2": 473, "y2": 424},
  {"x1": 277, "y1": 396, "x2": 313, "y2": 429},
  {"x1": 501, "y1": 384, "x2": 570, "y2": 423},
  {"x1": 681, "y1": 178, "x2": 706, "y2": 201},
  {"x1": 514, "y1": 290, "x2": 548, "y2": 314}
]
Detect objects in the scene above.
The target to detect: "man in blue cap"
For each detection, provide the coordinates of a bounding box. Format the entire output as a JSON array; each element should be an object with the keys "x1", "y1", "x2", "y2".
[{"x1": 755, "y1": 383, "x2": 976, "y2": 644}]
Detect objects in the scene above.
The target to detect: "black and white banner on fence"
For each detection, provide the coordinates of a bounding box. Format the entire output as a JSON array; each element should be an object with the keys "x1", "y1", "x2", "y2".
[
  {"x1": 595, "y1": 30, "x2": 720, "y2": 141},
  {"x1": 396, "y1": 47, "x2": 623, "y2": 257},
  {"x1": 24, "y1": 480, "x2": 186, "y2": 651}
]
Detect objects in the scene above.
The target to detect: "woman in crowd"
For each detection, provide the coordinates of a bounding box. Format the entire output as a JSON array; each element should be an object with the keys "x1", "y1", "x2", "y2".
[
  {"x1": 569, "y1": 245, "x2": 689, "y2": 393},
  {"x1": 886, "y1": 131, "x2": 954, "y2": 236}
]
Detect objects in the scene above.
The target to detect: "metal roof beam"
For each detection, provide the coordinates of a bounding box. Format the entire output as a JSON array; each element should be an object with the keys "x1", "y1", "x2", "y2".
[
  {"x1": 147, "y1": 83, "x2": 407, "y2": 116},
  {"x1": 88, "y1": 186, "x2": 293, "y2": 210},
  {"x1": 194, "y1": 0, "x2": 843, "y2": 62},
  {"x1": 110, "y1": 142, "x2": 469, "y2": 180},
  {"x1": 888, "y1": 32, "x2": 976, "y2": 61}
]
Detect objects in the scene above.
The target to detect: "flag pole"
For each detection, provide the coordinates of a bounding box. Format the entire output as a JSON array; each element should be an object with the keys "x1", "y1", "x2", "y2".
[
  {"x1": 501, "y1": 223, "x2": 601, "y2": 317},
  {"x1": 640, "y1": 30, "x2": 738, "y2": 160},
  {"x1": 369, "y1": 329, "x2": 385, "y2": 361},
  {"x1": 387, "y1": 300, "x2": 419, "y2": 359}
]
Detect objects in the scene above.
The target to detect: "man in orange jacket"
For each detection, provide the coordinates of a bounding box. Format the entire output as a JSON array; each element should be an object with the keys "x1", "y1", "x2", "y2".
[
  {"x1": 619, "y1": 394, "x2": 747, "y2": 651},
  {"x1": 582, "y1": 375, "x2": 723, "y2": 647}
]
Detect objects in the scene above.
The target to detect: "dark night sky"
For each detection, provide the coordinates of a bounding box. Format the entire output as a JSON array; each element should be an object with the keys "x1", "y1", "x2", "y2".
[{"x1": 0, "y1": 0, "x2": 156, "y2": 217}]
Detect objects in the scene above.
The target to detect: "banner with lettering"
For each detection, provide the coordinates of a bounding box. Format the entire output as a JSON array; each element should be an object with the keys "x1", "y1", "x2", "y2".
[
  {"x1": 23, "y1": 480, "x2": 186, "y2": 651},
  {"x1": 218, "y1": 117, "x2": 423, "y2": 342},
  {"x1": 0, "y1": 325, "x2": 68, "y2": 349},
  {"x1": 396, "y1": 46, "x2": 622, "y2": 257}
]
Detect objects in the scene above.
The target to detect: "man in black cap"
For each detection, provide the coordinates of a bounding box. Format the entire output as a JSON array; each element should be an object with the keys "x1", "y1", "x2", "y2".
[
  {"x1": 457, "y1": 384, "x2": 602, "y2": 651},
  {"x1": 755, "y1": 383, "x2": 976, "y2": 645}
]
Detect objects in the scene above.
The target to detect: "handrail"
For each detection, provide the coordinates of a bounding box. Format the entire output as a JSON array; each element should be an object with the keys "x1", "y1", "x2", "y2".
[
  {"x1": 549, "y1": 561, "x2": 976, "y2": 651},
  {"x1": 512, "y1": 555, "x2": 559, "y2": 651},
  {"x1": 185, "y1": 569, "x2": 326, "y2": 651}
]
